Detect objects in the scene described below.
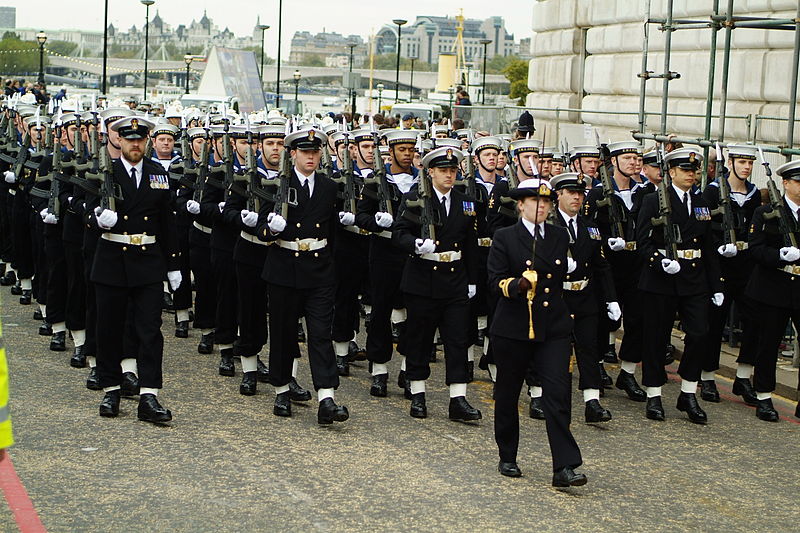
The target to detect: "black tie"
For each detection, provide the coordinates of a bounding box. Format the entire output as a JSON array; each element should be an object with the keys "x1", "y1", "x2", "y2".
[
  {"x1": 130, "y1": 167, "x2": 137, "y2": 186},
  {"x1": 683, "y1": 192, "x2": 689, "y2": 214},
  {"x1": 439, "y1": 196, "x2": 447, "y2": 222},
  {"x1": 301, "y1": 179, "x2": 310, "y2": 201},
  {"x1": 536, "y1": 224, "x2": 543, "y2": 240},
  {"x1": 567, "y1": 219, "x2": 577, "y2": 242}
]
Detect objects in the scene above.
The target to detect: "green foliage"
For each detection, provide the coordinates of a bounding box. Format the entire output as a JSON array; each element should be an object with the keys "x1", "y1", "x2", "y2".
[
  {"x1": 0, "y1": 35, "x2": 44, "y2": 74},
  {"x1": 485, "y1": 54, "x2": 521, "y2": 74},
  {"x1": 300, "y1": 54, "x2": 325, "y2": 67},
  {"x1": 369, "y1": 53, "x2": 436, "y2": 72},
  {"x1": 502, "y1": 58, "x2": 530, "y2": 105},
  {"x1": 45, "y1": 40, "x2": 78, "y2": 56}
]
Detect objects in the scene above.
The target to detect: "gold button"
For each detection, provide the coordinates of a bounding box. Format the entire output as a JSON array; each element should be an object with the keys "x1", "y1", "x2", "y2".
[
  {"x1": 144, "y1": 216, "x2": 149, "y2": 221},
  {"x1": 584, "y1": 262, "x2": 588, "y2": 267},
  {"x1": 263, "y1": 229, "x2": 267, "y2": 237},
  {"x1": 693, "y1": 238, "x2": 698, "y2": 242},
  {"x1": 314, "y1": 252, "x2": 318, "y2": 257},
  {"x1": 123, "y1": 215, "x2": 128, "y2": 220},
  {"x1": 141, "y1": 246, "x2": 146, "y2": 251},
  {"x1": 294, "y1": 252, "x2": 299, "y2": 257},
  {"x1": 123, "y1": 232, "x2": 128, "y2": 235},
  {"x1": 544, "y1": 288, "x2": 550, "y2": 293},
  {"x1": 546, "y1": 273, "x2": 552, "y2": 279},
  {"x1": 433, "y1": 266, "x2": 438, "y2": 271},
  {"x1": 296, "y1": 223, "x2": 301, "y2": 228},
  {"x1": 315, "y1": 223, "x2": 320, "y2": 228},
  {"x1": 122, "y1": 246, "x2": 127, "y2": 251},
  {"x1": 172, "y1": 253, "x2": 177, "y2": 257},
  {"x1": 526, "y1": 260, "x2": 532, "y2": 266},
  {"x1": 142, "y1": 232, "x2": 147, "y2": 235},
  {"x1": 454, "y1": 243, "x2": 459, "y2": 248},
  {"x1": 450, "y1": 267, "x2": 454, "y2": 272},
  {"x1": 86, "y1": 224, "x2": 90, "y2": 228},
  {"x1": 543, "y1": 301, "x2": 549, "y2": 307},
  {"x1": 691, "y1": 262, "x2": 696, "y2": 267},
  {"x1": 650, "y1": 257, "x2": 654, "y2": 262},
  {"x1": 570, "y1": 313, "x2": 575, "y2": 319},
  {"x1": 555, "y1": 259, "x2": 561, "y2": 265}
]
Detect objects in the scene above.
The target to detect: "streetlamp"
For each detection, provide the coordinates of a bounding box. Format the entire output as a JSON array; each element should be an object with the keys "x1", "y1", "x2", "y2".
[
  {"x1": 377, "y1": 83, "x2": 384, "y2": 113},
  {"x1": 257, "y1": 24, "x2": 270, "y2": 83},
  {"x1": 102, "y1": 0, "x2": 109, "y2": 94},
  {"x1": 348, "y1": 40, "x2": 357, "y2": 115},
  {"x1": 36, "y1": 31, "x2": 47, "y2": 87},
  {"x1": 183, "y1": 55, "x2": 193, "y2": 94},
  {"x1": 141, "y1": 0, "x2": 155, "y2": 100},
  {"x1": 293, "y1": 69, "x2": 301, "y2": 112},
  {"x1": 276, "y1": 0, "x2": 283, "y2": 109},
  {"x1": 465, "y1": 62, "x2": 472, "y2": 99},
  {"x1": 392, "y1": 19, "x2": 407, "y2": 103},
  {"x1": 479, "y1": 39, "x2": 491, "y2": 105},
  {"x1": 408, "y1": 55, "x2": 417, "y2": 102}
]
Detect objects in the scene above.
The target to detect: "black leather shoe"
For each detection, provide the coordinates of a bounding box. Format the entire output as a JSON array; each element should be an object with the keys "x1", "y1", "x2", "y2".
[
  {"x1": 10, "y1": 281, "x2": 22, "y2": 295},
  {"x1": 645, "y1": 396, "x2": 665, "y2": 421},
  {"x1": 70, "y1": 345, "x2": 87, "y2": 368},
  {"x1": 397, "y1": 370, "x2": 407, "y2": 389},
  {"x1": 336, "y1": 355, "x2": 350, "y2": 376},
  {"x1": 32, "y1": 309, "x2": 43, "y2": 320},
  {"x1": 732, "y1": 377, "x2": 758, "y2": 406},
  {"x1": 99, "y1": 390, "x2": 120, "y2": 417},
  {"x1": 288, "y1": 377, "x2": 311, "y2": 401},
  {"x1": 665, "y1": 344, "x2": 676, "y2": 365},
  {"x1": 0, "y1": 270, "x2": 16, "y2": 286},
  {"x1": 38, "y1": 321, "x2": 52, "y2": 336},
  {"x1": 410, "y1": 392, "x2": 427, "y2": 418},
  {"x1": 529, "y1": 396, "x2": 545, "y2": 419},
  {"x1": 584, "y1": 399, "x2": 612, "y2": 423},
  {"x1": 239, "y1": 371, "x2": 257, "y2": 396},
  {"x1": 297, "y1": 322, "x2": 306, "y2": 343},
  {"x1": 476, "y1": 328, "x2": 486, "y2": 348},
  {"x1": 197, "y1": 332, "x2": 214, "y2": 354},
  {"x1": 318, "y1": 397, "x2": 349, "y2": 424},
  {"x1": 700, "y1": 380, "x2": 721, "y2": 402},
  {"x1": 174, "y1": 321, "x2": 189, "y2": 338},
  {"x1": 49, "y1": 331, "x2": 66, "y2": 352},
  {"x1": 449, "y1": 396, "x2": 482, "y2": 422},
  {"x1": 138, "y1": 394, "x2": 172, "y2": 423},
  {"x1": 218, "y1": 348, "x2": 235, "y2": 377},
  {"x1": 370, "y1": 373, "x2": 388, "y2": 397},
  {"x1": 257, "y1": 358, "x2": 270, "y2": 383},
  {"x1": 86, "y1": 367, "x2": 102, "y2": 390},
  {"x1": 391, "y1": 322, "x2": 401, "y2": 343},
  {"x1": 162, "y1": 292, "x2": 174, "y2": 312},
  {"x1": 676, "y1": 392, "x2": 707, "y2": 424},
  {"x1": 755, "y1": 398, "x2": 779, "y2": 422},
  {"x1": 19, "y1": 289, "x2": 31, "y2": 305},
  {"x1": 466, "y1": 360, "x2": 474, "y2": 383},
  {"x1": 599, "y1": 364, "x2": 613, "y2": 389},
  {"x1": 347, "y1": 340, "x2": 366, "y2": 362},
  {"x1": 552, "y1": 467, "x2": 587, "y2": 487},
  {"x1": 274, "y1": 391, "x2": 292, "y2": 417},
  {"x1": 615, "y1": 370, "x2": 647, "y2": 402},
  {"x1": 121, "y1": 372, "x2": 140, "y2": 397},
  {"x1": 602, "y1": 344, "x2": 618, "y2": 364},
  {"x1": 498, "y1": 461, "x2": 522, "y2": 478}
]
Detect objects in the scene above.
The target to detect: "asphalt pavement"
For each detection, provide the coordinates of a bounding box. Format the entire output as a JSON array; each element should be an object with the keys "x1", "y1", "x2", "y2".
[{"x1": 1, "y1": 296, "x2": 799, "y2": 533}]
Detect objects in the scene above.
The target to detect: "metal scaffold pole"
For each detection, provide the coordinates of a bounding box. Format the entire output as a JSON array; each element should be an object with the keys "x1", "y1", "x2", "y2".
[
  {"x1": 659, "y1": 0, "x2": 675, "y2": 135},
  {"x1": 637, "y1": 0, "x2": 652, "y2": 137},
  {"x1": 717, "y1": 0, "x2": 735, "y2": 142},
  {"x1": 701, "y1": 0, "x2": 721, "y2": 188},
  {"x1": 785, "y1": 2, "x2": 800, "y2": 160}
]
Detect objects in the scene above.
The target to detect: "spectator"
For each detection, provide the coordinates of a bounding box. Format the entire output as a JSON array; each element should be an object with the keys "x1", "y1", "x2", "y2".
[
  {"x1": 401, "y1": 114, "x2": 415, "y2": 129},
  {"x1": 3, "y1": 80, "x2": 13, "y2": 97},
  {"x1": 53, "y1": 87, "x2": 67, "y2": 103}
]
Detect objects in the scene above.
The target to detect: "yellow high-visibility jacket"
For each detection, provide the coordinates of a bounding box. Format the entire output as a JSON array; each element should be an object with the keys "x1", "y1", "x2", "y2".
[{"x1": 0, "y1": 319, "x2": 13, "y2": 450}]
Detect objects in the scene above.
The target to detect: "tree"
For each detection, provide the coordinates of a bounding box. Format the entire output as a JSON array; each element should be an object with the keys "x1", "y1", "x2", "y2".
[
  {"x1": 300, "y1": 54, "x2": 325, "y2": 67},
  {"x1": 46, "y1": 40, "x2": 78, "y2": 56},
  {"x1": 502, "y1": 58, "x2": 530, "y2": 106},
  {"x1": 370, "y1": 53, "x2": 435, "y2": 72},
  {"x1": 0, "y1": 34, "x2": 42, "y2": 74},
  {"x1": 485, "y1": 54, "x2": 520, "y2": 74}
]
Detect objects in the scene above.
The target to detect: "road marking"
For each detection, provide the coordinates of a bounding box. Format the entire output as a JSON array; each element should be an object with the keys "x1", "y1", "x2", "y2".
[{"x1": 0, "y1": 455, "x2": 47, "y2": 533}]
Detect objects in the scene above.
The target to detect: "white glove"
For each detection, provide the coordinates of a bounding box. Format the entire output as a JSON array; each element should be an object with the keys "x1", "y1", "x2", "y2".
[
  {"x1": 711, "y1": 292, "x2": 724, "y2": 307},
  {"x1": 167, "y1": 270, "x2": 182, "y2": 292},
  {"x1": 240, "y1": 209, "x2": 258, "y2": 228},
  {"x1": 339, "y1": 211, "x2": 356, "y2": 226},
  {"x1": 607, "y1": 302, "x2": 622, "y2": 321},
  {"x1": 218, "y1": 201, "x2": 225, "y2": 213},
  {"x1": 186, "y1": 200, "x2": 200, "y2": 214},
  {"x1": 414, "y1": 238, "x2": 436, "y2": 255},
  {"x1": 43, "y1": 213, "x2": 58, "y2": 225},
  {"x1": 567, "y1": 257, "x2": 577, "y2": 273},
  {"x1": 717, "y1": 243, "x2": 737, "y2": 258},
  {"x1": 4, "y1": 170, "x2": 15, "y2": 184},
  {"x1": 661, "y1": 258, "x2": 681, "y2": 275},
  {"x1": 779, "y1": 246, "x2": 800, "y2": 262},
  {"x1": 39, "y1": 208, "x2": 48, "y2": 220},
  {"x1": 375, "y1": 211, "x2": 393, "y2": 228},
  {"x1": 267, "y1": 212, "x2": 286, "y2": 234},
  {"x1": 607, "y1": 237, "x2": 626, "y2": 252},
  {"x1": 467, "y1": 284, "x2": 476, "y2": 299},
  {"x1": 95, "y1": 207, "x2": 118, "y2": 230}
]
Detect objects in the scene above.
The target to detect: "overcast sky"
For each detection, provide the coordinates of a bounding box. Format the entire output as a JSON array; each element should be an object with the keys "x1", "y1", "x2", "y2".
[{"x1": 5, "y1": 0, "x2": 533, "y2": 56}]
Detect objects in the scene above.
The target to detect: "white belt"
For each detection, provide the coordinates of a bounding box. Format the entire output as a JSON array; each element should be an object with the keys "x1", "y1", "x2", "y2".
[
  {"x1": 343, "y1": 225, "x2": 371, "y2": 236},
  {"x1": 276, "y1": 238, "x2": 327, "y2": 252},
  {"x1": 239, "y1": 231, "x2": 270, "y2": 246},
  {"x1": 193, "y1": 221, "x2": 212, "y2": 234},
  {"x1": 420, "y1": 250, "x2": 462, "y2": 263},
  {"x1": 563, "y1": 279, "x2": 589, "y2": 291},
  {"x1": 101, "y1": 233, "x2": 156, "y2": 246},
  {"x1": 478, "y1": 237, "x2": 492, "y2": 247},
  {"x1": 658, "y1": 249, "x2": 702, "y2": 259},
  {"x1": 781, "y1": 264, "x2": 800, "y2": 276},
  {"x1": 735, "y1": 241, "x2": 748, "y2": 251},
  {"x1": 375, "y1": 230, "x2": 392, "y2": 239}
]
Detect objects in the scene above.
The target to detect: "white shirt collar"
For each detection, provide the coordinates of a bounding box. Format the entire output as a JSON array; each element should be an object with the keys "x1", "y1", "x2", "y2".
[
  {"x1": 121, "y1": 157, "x2": 144, "y2": 187},
  {"x1": 294, "y1": 167, "x2": 315, "y2": 195},
  {"x1": 785, "y1": 196, "x2": 800, "y2": 220},
  {"x1": 558, "y1": 208, "x2": 577, "y2": 227},
  {"x1": 521, "y1": 217, "x2": 545, "y2": 238}
]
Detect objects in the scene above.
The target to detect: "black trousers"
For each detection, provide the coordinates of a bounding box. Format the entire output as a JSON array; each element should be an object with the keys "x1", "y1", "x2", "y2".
[
  {"x1": 366, "y1": 259, "x2": 406, "y2": 364},
  {"x1": 64, "y1": 242, "x2": 86, "y2": 331},
  {"x1": 83, "y1": 240, "x2": 98, "y2": 357},
  {"x1": 572, "y1": 312, "x2": 602, "y2": 390},
  {"x1": 332, "y1": 246, "x2": 367, "y2": 343},
  {"x1": 268, "y1": 283, "x2": 338, "y2": 390},
  {"x1": 597, "y1": 262, "x2": 644, "y2": 364},
  {"x1": 751, "y1": 303, "x2": 800, "y2": 393},
  {"x1": 493, "y1": 335, "x2": 582, "y2": 472},
  {"x1": 11, "y1": 194, "x2": 34, "y2": 278},
  {"x1": 212, "y1": 248, "x2": 237, "y2": 345},
  {"x1": 233, "y1": 260, "x2": 268, "y2": 358},
  {"x1": 189, "y1": 238, "x2": 215, "y2": 330},
  {"x1": 0, "y1": 190, "x2": 12, "y2": 263},
  {"x1": 33, "y1": 219, "x2": 47, "y2": 305},
  {"x1": 704, "y1": 277, "x2": 759, "y2": 370},
  {"x1": 641, "y1": 291, "x2": 708, "y2": 387},
  {"x1": 44, "y1": 234, "x2": 67, "y2": 325},
  {"x1": 95, "y1": 282, "x2": 163, "y2": 389},
  {"x1": 173, "y1": 225, "x2": 193, "y2": 311},
  {"x1": 403, "y1": 292, "x2": 470, "y2": 384}
]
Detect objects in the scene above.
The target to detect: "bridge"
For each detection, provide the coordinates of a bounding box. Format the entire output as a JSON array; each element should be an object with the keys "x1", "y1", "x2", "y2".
[{"x1": 46, "y1": 55, "x2": 510, "y2": 91}]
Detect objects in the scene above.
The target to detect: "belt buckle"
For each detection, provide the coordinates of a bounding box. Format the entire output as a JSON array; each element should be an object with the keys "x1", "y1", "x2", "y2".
[
  {"x1": 440, "y1": 252, "x2": 451, "y2": 262},
  {"x1": 571, "y1": 282, "x2": 581, "y2": 291},
  {"x1": 794, "y1": 266, "x2": 800, "y2": 275},
  {"x1": 130, "y1": 235, "x2": 142, "y2": 245},
  {"x1": 625, "y1": 242, "x2": 636, "y2": 251},
  {"x1": 298, "y1": 241, "x2": 310, "y2": 252}
]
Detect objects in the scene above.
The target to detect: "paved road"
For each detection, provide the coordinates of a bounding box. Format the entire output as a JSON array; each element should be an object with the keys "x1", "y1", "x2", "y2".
[{"x1": 1, "y1": 297, "x2": 798, "y2": 533}]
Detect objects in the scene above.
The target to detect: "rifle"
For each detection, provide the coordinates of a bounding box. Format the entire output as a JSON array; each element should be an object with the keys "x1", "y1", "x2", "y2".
[
  {"x1": 232, "y1": 127, "x2": 267, "y2": 212},
  {"x1": 271, "y1": 139, "x2": 295, "y2": 219},
  {"x1": 709, "y1": 142, "x2": 737, "y2": 247},
  {"x1": 321, "y1": 143, "x2": 334, "y2": 180},
  {"x1": 45, "y1": 134, "x2": 64, "y2": 218},
  {"x1": 759, "y1": 147, "x2": 797, "y2": 247},
  {"x1": 192, "y1": 132, "x2": 211, "y2": 203},
  {"x1": 364, "y1": 126, "x2": 394, "y2": 217},
  {"x1": 206, "y1": 124, "x2": 234, "y2": 191},
  {"x1": 335, "y1": 130, "x2": 359, "y2": 215},
  {"x1": 593, "y1": 130, "x2": 626, "y2": 239},
  {"x1": 402, "y1": 136, "x2": 437, "y2": 241},
  {"x1": 650, "y1": 144, "x2": 681, "y2": 260},
  {"x1": 463, "y1": 131, "x2": 477, "y2": 200},
  {"x1": 10, "y1": 131, "x2": 31, "y2": 183}
]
